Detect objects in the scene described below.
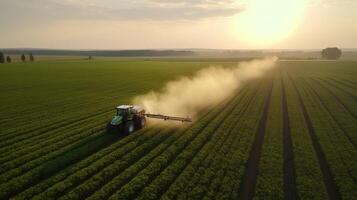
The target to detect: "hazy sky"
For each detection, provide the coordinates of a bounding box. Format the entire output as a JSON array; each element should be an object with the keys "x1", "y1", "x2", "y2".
[{"x1": 1, "y1": 0, "x2": 356, "y2": 49}]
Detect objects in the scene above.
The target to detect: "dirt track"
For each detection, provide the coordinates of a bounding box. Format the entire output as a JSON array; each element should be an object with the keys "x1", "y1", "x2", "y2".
[
  {"x1": 280, "y1": 74, "x2": 298, "y2": 200},
  {"x1": 237, "y1": 78, "x2": 274, "y2": 200},
  {"x1": 289, "y1": 75, "x2": 341, "y2": 200}
]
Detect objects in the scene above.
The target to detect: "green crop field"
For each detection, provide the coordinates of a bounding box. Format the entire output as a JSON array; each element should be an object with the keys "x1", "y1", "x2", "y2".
[{"x1": 0, "y1": 59, "x2": 356, "y2": 200}]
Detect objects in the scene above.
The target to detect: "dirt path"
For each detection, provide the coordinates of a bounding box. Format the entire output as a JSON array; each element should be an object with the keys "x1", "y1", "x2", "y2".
[
  {"x1": 237, "y1": 78, "x2": 274, "y2": 200},
  {"x1": 306, "y1": 79, "x2": 356, "y2": 148},
  {"x1": 280, "y1": 73, "x2": 298, "y2": 200},
  {"x1": 315, "y1": 78, "x2": 357, "y2": 120},
  {"x1": 289, "y1": 75, "x2": 341, "y2": 200}
]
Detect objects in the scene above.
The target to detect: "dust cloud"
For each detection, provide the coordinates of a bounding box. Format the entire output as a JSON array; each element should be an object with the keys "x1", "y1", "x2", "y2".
[{"x1": 133, "y1": 57, "x2": 278, "y2": 119}]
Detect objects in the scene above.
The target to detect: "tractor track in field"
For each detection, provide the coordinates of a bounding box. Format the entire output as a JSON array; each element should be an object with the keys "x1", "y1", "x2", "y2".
[
  {"x1": 337, "y1": 77, "x2": 357, "y2": 86},
  {"x1": 0, "y1": 82, "x2": 137, "y2": 129},
  {"x1": 30, "y1": 101, "x2": 225, "y2": 200},
  {"x1": 110, "y1": 91, "x2": 243, "y2": 200},
  {"x1": 0, "y1": 108, "x2": 112, "y2": 149},
  {"x1": 317, "y1": 78, "x2": 357, "y2": 118},
  {"x1": 306, "y1": 79, "x2": 357, "y2": 148},
  {"x1": 59, "y1": 127, "x2": 178, "y2": 200},
  {"x1": 31, "y1": 129, "x2": 166, "y2": 199},
  {"x1": 280, "y1": 72, "x2": 298, "y2": 200},
  {"x1": 0, "y1": 128, "x2": 105, "y2": 186},
  {"x1": 322, "y1": 78, "x2": 357, "y2": 100},
  {"x1": 299, "y1": 79, "x2": 357, "y2": 184},
  {"x1": 2, "y1": 127, "x2": 160, "y2": 200},
  {"x1": 131, "y1": 94, "x2": 243, "y2": 200},
  {"x1": 0, "y1": 113, "x2": 111, "y2": 160},
  {"x1": 289, "y1": 75, "x2": 341, "y2": 200},
  {"x1": 0, "y1": 98, "x2": 112, "y2": 137},
  {"x1": 80, "y1": 103, "x2": 223, "y2": 200},
  {"x1": 208, "y1": 82, "x2": 265, "y2": 200},
  {"x1": 313, "y1": 79, "x2": 357, "y2": 116},
  {"x1": 13, "y1": 127, "x2": 157, "y2": 200},
  {"x1": 161, "y1": 83, "x2": 259, "y2": 199},
  {"x1": 9, "y1": 94, "x2": 222, "y2": 199},
  {"x1": 237, "y1": 77, "x2": 274, "y2": 200},
  {"x1": 327, "y1": 78, "x2": 357, "y2": 95},
  {"x1": 0, "y1": 121, "x2": 109, "y2": 176}
]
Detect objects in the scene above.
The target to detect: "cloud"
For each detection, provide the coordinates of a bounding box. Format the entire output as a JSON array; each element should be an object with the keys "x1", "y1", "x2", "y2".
[{"x1": 0, "y1": 0, "x2": 244, "y2": 28}]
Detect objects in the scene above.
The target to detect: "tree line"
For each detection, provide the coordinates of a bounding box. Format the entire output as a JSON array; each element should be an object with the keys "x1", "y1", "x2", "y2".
[
  {"x1": 0, "y1": 52, "x2": 35, "y2": 63},
  {"x1": 0, "y1": 47, "x2": 343, "y2": 63}
]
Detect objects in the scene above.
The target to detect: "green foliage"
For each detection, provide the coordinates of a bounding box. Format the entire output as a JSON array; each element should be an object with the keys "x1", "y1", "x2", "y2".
[
  {"x1": 322, "y1": 47, "x2": 342, "y2": 60},
  {"x1": 0, "y1": 52, "x2": 4, "y2": 63},
  {"x1": 0, "y1": 59, "x2": 356, "y2": 200},
  {"x1": 6, "y1": 56, "x2": 11, "y2": 63},
  {"x1": 30, "y1": 53, "x2": 35, "y2": 62},
  {"x1": 21, "y1": 54, "x2": 26, "y2": 62}
]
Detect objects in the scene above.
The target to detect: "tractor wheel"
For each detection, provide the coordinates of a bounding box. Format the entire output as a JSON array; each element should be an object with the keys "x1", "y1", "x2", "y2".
[
  {"x1": 106, "y1": 122, "x2": 114, "y2": 133},
  {"x1": 107, "y1": 122, "x2": 120, "y2": 134},
  {"x1": 124, "y1": 121, "x2": 135, "y2": 134},
  {"x1": 137, "y1": 117, "x2": 146, "y2": 129}
]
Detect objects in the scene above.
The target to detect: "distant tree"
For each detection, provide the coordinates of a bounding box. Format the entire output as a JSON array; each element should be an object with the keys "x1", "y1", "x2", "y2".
[
  {"x1": 0, "y1": 52, "x2": 4, "y2": 63},
  {"x1": 6, "y1": 56, "x2": 12, "y2": 63},
  {"x1": 29, "y1": 53, "x2": 34, "y2": 62},
  {"x1": 322, "y1": 47, "x2": 342, "y2": 60},
  {"x1": 88, "y1": 55, "x2": 92, "y2": 60},
  {"x1": 21, "y1": 54, "x2": 26, "y2": 62}
]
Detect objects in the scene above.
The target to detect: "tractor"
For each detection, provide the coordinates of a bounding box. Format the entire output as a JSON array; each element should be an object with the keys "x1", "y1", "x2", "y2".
[{"x1": 107, "y1": 105, "x2": 192, "y2": 134}]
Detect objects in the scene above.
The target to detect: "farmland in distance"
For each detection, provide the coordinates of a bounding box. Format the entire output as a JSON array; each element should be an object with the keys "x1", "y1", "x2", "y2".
[{"x1": 0, "y1": 59, "x2": 356, "y2": 199}]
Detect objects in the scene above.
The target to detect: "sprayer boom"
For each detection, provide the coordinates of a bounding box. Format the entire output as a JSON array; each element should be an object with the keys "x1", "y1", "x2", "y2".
[{"x1": 144, "y1": 113, "x2": 192, "y2": 123}]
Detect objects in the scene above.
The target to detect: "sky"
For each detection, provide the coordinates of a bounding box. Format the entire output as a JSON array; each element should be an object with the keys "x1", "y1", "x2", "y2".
[{"x1": 0, "y1": 0, "x2": 356, "y2": 49}]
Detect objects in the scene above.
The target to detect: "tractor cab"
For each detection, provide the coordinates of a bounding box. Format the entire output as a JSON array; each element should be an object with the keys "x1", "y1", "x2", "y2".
[
  {"x1": 116, "y1": 105, "x2": 145, "y2": 120},
  {"x1": 116, "y1": 105, "x2": 133, "y2": 121}
]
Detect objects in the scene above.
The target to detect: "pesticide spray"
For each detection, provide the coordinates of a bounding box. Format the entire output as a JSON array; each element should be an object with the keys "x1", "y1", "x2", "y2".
[{"x1": 133, "y1": 57, "x2": 278, "y2": 121}]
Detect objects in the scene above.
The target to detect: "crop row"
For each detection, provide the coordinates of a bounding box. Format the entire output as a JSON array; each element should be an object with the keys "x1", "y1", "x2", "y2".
[
  {"x1": 105, "y1": 90, "x2": 245, "y2": 200},
  {"x1": 159, "y1": 81, "x2": 264, "y2": 200},
  {"x1": 296, "y1": 78, "x2": 356, "y2": 199},
  {"x1": 0, "y1": 79, "x2": 146, "y2": 138},
  {"x1": 0, "y1": 110, "x2": 111, "y2": 162},
  {"x1": 288, "y1": 74, "x2": 343, "y2": 199},
  {"x1": 30, "y1": 98, "x2": 224, "y2": 200},
  {"x1": 310, "y1": 78, "x2": 356, "y2": 147},
  {"x1": 254, "y1": 72, "x2": 284, "y2": 200},
  {"x1": 0, "y1": 118, "x2": 108, "y2": 179},
  {"x1": 58, "y1": 127, "x2": 179, "y2": 200},
  {"x1": 136, "y1": 82, "x2": 260, "y2": 200},
  {"x1": 317, "y1": 78, "x2": 357, "y2": 117},
  {"x1": 12, "y1": 93, "x2": 220, "y2": 199},
  {"x1": 0, "y1": 60, "x2": 184, "y2": 131},
  {"x1": 31, "y1": 97, "x2": 228, "y2": 199},
  {"x1": 29, "y1": 127, "x2": 166, "y2": 199},
  {"x1": 0, "y1": 107, "x2": 112, "y2": 149},
  {"x1": 80, "y1": 86, "x2": 254, "y2": 200},
  {"x1": 0, "y1": 128, "x2": 105, "y2": 199},
  {"x1": 201, "y1": 79, "x2": 270, "y2": 200},
  {"x1": 0, "y1": 95, "x2": 109, "y2": 137},
  {"x1": 328, "y1": 78, "x2": 357, "y2": 95},
  {"x1": 282, "y1": 72, "x2": 329, "y2": 199},
  {"x1": 12, "y1": 127, "x2": 155, "y2": 200},
  {"x1": 0, "y1": 71, "x2": 154, "y2": 126}
]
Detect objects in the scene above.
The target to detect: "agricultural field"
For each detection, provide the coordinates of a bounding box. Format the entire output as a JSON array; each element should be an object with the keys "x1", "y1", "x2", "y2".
[{"x1": 0, "y1": 59, "x2": 356, "y2": 200}]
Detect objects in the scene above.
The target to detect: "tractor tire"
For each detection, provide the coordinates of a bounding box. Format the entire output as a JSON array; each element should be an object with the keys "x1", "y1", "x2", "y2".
[
  {"x1": 137, "y1": 117, "x2": 146, "y2": 129},
  {"x1": 124, "y1": 121, "x2": 135, "y2": 134},
  {"x1": 107, "y1": 122, "x2": 122, "y2": 134}
]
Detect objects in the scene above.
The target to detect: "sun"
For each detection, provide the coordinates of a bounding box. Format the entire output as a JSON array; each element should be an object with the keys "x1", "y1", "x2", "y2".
[{"x1": 239, "y1": 0, "x2": 306, "y2": 45}]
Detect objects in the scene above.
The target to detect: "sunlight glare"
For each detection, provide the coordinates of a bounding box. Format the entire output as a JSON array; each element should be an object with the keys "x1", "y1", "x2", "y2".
[{"x1": 240, "y1": 0, "x2": 306, "y2": 45}]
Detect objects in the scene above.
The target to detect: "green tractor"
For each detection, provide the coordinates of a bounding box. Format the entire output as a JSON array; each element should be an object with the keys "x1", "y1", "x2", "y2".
[
  {"x1": 107, "y1": 105, "x2": 192, "y2": 134},
  {"x1": 107, "y1": 105, "x2": 146, "y2": 134}
]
